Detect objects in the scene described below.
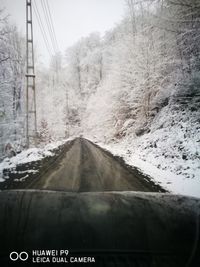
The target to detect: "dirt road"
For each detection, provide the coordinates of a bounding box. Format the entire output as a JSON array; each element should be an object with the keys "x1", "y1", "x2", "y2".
[
  {"x1": 23, "y1": 138, "x2": 162, "y2": 192},
  {"x1": 0, "y1": 138, "x2": 200, "y2": 266}
]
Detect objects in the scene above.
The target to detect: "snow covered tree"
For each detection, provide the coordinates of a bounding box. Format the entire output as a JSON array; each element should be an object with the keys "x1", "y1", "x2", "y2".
[
  {"x1": 0, "y1": 10, "x2": 26, "y2": 160},
  {"x1": 38, "y1": 118, "x2": 52, "y2": 145}
]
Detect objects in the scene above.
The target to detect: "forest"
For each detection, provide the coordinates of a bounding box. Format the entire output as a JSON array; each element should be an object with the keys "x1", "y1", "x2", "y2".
[{"x1": 0, "y1": 0, "x2": 200, "y2": 196}]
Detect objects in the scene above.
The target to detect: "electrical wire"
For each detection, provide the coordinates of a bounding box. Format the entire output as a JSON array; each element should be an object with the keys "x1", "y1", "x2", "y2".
[
  {"x1": 41, "y1": 0, "x2": 59, "y2": 53},
  {"x1": 41, "y1": 0, "x2": 57, "y2": 54},
  {"x1": 32, "y1": 0, "x2": 53, "y2": 57},
  {"x1": 45, "y1": 0, "x2": 60, "y2": 52}
]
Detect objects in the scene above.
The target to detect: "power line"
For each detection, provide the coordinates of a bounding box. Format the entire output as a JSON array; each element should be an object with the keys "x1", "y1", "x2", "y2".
[
  {"x1": 32, "y1": 0, "x2": 53, "y2": 57},
  {"x1": 45, "y1": 0, "x2": 60, "y2": 52},
  {"x1": 41, "y1": 0, "x2": 57, "y2": 54},
  {"x1": 33, "y1": 0, "x2": 53, "y2": 56},
  {"x1": 41, "y1": 0, "x2": 59, "y2": 53}
]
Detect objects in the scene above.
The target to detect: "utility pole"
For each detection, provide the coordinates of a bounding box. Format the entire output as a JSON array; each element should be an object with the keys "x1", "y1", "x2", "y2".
[{"x1": 26, "y1": 0, "x2": 37, "y2": 148}]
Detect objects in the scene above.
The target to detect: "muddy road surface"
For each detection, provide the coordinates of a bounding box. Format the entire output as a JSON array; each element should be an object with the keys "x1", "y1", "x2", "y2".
[{"x1": 3, "y1": 138, "x2": 163, "y2": 192}]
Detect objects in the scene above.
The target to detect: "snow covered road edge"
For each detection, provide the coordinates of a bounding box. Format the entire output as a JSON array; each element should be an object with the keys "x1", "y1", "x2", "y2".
[
  {"x1": 95, "y1": 141, "x2": 200, "y2": 199},
  {"x1": 0, "y1": 138, "x2": 73, "y2": 183}
]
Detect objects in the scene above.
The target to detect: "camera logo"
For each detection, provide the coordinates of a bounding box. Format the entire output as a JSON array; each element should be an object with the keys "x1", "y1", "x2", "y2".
[{"x1": 10, "y1": 252, "x2": 29, "y2": 261}]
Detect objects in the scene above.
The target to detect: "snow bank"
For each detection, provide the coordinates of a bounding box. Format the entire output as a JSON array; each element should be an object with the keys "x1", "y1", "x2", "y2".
[
  {"x1": 85, "y1": 93, "x2": 199, "y2": 199},
  {"x1": 97, "y1": 141, "x2": 200, "y2": 199},
  {"x1": 0, "y1": 139, "x2": 70, "y2": 182}
]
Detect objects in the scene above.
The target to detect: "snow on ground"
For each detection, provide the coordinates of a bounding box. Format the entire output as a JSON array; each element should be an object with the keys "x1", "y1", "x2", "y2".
[
  {"x1": 98, "y1": 141, "x2": 200, "y2": 198},
  {"x1": 93, "y1": 105, "x2": 200, "y2": 199},
  {"x1": 0, "y1": 139, "x2": 71, "y2": 182}
]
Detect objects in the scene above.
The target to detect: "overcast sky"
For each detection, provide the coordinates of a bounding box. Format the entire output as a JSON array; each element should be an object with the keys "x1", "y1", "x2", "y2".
[{"x1": 0, "y1": 0, "x2": 125, "y2": 65}]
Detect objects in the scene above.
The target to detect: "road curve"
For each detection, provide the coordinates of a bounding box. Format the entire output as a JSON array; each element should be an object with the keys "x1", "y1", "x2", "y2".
[{"x1": 25, "y1": 138, "x2": 161, "y2": 192}]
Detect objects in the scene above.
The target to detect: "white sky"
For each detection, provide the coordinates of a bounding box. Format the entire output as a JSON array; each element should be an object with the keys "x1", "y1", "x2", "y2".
[{"x1": 0, "y1": 0, "x2": 125, "y2": 65}]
